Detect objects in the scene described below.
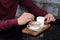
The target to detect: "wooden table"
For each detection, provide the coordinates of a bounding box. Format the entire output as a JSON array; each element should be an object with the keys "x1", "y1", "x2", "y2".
[{"x1": 22, "y1": 24, "x2": 51, "y2": 36}]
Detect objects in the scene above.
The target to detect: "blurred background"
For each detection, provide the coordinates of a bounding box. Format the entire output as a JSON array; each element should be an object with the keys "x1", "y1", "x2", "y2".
[{"x1": 16, "y1": 0, "x2": 60, "y2": 19}]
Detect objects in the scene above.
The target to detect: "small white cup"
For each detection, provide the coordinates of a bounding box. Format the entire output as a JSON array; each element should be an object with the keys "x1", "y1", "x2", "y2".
[{"x1": 37, "y1": 16, "x2": 45, "y2": 27}]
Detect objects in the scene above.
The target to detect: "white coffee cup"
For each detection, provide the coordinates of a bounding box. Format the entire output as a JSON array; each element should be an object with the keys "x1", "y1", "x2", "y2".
[
  {"x1": 37, "y1": 16, "x2": 45, "y2": 27},
  {"x1": 27, "y1": 21, "x2": 42, "y2": 31}
]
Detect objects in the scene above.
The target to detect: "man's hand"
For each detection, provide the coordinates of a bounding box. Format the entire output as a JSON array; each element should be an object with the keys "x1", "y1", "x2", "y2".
[
  {"x1": 17, "y1": 12, "x2": 35, "y2": 25},
  {"x1": 44, "y1": 14, "x2": 56, "y2": 23}
]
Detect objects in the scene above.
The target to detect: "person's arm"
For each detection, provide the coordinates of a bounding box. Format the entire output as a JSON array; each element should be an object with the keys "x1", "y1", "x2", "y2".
[
  {"x1": 0, "y1": 12, "x2": 35, "y2": 30},
  {"x1": 0, "y1": 19, "x2": 17, "y2": 30},
  {"x1": 19, "y1": 0, "x2": 48, "y2": 16}
]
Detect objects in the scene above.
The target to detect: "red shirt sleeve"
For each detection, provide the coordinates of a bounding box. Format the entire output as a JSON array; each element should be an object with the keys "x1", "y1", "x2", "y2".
[
  {"x1": 19, "y1": 0, "x2": 48, "y2": 16},
  {"x1": 0, "y1": 19, "x2": 18, "y2": 30}
]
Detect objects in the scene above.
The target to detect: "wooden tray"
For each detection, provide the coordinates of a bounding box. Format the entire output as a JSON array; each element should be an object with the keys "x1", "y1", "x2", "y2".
[{"x1": 22, "y1": 24, "x2": 51, "y2": 36}]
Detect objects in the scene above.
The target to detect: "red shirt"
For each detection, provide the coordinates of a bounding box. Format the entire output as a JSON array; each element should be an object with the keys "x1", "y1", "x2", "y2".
[{"x1": 0, "y1": 0, "x2": 47, "y2": 30}]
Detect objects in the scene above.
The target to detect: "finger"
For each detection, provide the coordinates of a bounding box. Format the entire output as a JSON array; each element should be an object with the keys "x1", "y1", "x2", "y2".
[
  {"x1": 27, "y1": 15, "x2": 34, "y2": 20},
  {"x1": 49, "y1": 16, "x2": 53, "y2": 22},
  {"x1": 49, "y1": 16, "x2": 56, "y2": 22},
  {"x1": 53, "y1": 19, "x2": 56, "y2": 22},
  {"x1": 29, "y1": 13, "x2": 35, "y2": 18},
  {"x1": 47, "y1": 14, "x2": 53, "y2": 22},
  {"x1": 27, "y1": 14, "x2": 34, "y2": 18},
  {"x1": 51, "y1": 16, "x2": 55, "y2": 21},
  {"x1": 47, "y1": 16, "x2": 50, "y2": 22},
  {"x1": 28, "y1": 18, "x2": 34, "y2": 21},
  {"x1": 27, "y1": 15, "x2": 35, "y2": 21},
  {"x1": 52, "y1": 18, "x2": 56, "y2": 22},
  {"x1": 27, "y1": 18, "x2": 33, "y2": 22}
]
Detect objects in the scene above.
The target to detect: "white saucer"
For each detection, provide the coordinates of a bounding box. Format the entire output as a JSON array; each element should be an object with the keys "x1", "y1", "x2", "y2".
[{"x1": 27, "y1": 25, "x2": 43, "y2": 31}]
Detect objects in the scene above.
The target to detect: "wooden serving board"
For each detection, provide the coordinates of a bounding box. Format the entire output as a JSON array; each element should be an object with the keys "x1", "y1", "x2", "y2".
[{"x1": 22, "y1": 24, "x2": 51, "y2": 36}]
